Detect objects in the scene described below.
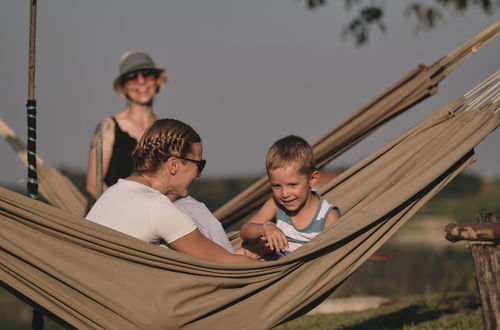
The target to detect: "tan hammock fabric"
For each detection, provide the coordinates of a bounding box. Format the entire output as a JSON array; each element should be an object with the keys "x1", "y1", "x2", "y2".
[
  {"x1": 0, "y1": 119, "x2": 88, "y2": 216},
  {"x1": 214, "y1": 21, "x2": 500, "y2": 226},
  {"x1": 1, "y1": 73, "x2": 498, "y2": 329}
]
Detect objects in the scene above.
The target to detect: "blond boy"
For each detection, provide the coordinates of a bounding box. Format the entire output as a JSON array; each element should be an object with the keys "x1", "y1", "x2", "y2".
[{"x1": 240, "y1": 135, "x2": 341, "y2": 257}]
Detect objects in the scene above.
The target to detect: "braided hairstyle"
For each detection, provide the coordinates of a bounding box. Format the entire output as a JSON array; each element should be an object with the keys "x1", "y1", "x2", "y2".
[{"x1": 132, "y1": 119, "x2": 201, "y2": 175}]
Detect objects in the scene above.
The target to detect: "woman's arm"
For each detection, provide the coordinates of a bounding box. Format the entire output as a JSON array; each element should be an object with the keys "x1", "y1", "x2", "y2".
[
  {"x1": 169, "y1": 229, "x2": 256, "y2": 263},
  {"x1": 86, "y1": 118, "x2": 115, "y2": 198}
]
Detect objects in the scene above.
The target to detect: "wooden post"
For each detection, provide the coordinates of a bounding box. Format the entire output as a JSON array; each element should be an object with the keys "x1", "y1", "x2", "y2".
[
  {"x1": 470, "y1": 212, "x2": 500, "y2": 330},
  {"x1": 445, "y1": 212, "x2": 500, "y2": 329}
]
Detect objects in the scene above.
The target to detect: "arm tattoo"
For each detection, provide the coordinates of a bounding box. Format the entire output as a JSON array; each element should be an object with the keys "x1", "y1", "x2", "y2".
[{"x1": 89, "y1": 120, "x2": 113, "y2": 149}]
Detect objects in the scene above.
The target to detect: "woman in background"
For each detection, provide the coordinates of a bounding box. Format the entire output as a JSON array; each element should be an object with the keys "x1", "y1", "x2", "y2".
[{"x1": 86, "y1": 50, "x2": 167, "y2": 198}]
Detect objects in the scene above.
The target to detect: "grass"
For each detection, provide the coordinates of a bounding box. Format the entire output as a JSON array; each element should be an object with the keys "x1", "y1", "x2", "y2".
[
  {"x1": 0, "y1": 289, "x2": 483, "y2": 329},
  {"x1": 275, "y1": 292, "x2": 482, "y2": 330}
]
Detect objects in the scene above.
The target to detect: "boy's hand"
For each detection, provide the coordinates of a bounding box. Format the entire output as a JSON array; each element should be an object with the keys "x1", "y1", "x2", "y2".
[{"x1": 261, "y1": 222, "x2": 288, "y2": 252}]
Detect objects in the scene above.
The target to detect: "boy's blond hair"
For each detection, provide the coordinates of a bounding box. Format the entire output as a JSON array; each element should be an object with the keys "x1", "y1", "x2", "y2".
[{"x1": 266, "y1": 135, "x2": 316, "y2": 174}]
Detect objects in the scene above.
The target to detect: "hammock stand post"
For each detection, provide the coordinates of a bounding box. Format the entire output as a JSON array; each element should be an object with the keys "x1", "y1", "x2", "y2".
[
  {"x1": 444, "y1": 211, "x2": 500, "y2": 330},
  {"x1": 26, "y1": 1, "x2": 44, "y2": 329},
  {"x1": 27, "y1": 0, "x2": 38, "y2": 200}
]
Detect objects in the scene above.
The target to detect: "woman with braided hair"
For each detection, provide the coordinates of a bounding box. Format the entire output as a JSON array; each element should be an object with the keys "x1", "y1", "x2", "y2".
[{"x1": 86, "y1": 119, "x2": 256, "y2": 263}]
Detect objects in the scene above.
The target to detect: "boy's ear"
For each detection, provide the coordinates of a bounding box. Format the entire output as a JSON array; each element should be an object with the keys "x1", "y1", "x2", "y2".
[{"x1": 309, "y1": 170, "x2": 320, "y2": 187}]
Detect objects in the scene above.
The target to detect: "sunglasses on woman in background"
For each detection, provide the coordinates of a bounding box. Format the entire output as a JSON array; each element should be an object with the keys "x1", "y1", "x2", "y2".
[{"x1": 121, "y1": 69, "x2": 160, "y2": 85}]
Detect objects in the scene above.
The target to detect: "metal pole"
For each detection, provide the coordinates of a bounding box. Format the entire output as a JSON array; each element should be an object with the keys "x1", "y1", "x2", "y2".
[{"x1": 27, "y1": 1, "x2": 44, "y2": 329}]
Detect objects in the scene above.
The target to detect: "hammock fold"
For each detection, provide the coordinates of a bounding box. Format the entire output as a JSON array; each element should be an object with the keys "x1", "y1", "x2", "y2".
[
  {"x1": 214, "y1": 21, "x2": 500, "y2": 226},
  {"x1": 1, "y1": 71, "x2": 498, "y2": 329}
]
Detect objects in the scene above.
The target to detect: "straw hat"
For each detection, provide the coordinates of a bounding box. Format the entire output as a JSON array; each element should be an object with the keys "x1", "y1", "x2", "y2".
[{"x1": 113, "y1": 51, "x2": 168, "y2": 98}]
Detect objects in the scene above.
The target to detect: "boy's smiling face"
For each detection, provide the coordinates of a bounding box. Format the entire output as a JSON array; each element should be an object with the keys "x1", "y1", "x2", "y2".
[{"x1": 268, "y1": 166, "x2": 319, "y2": 214}]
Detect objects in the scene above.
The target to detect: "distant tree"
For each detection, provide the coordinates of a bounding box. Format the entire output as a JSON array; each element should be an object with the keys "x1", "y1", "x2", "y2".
[
  {"x1": 303, "y1": 0, "x2": 499, "y2": 46},
  {"x1": 436, "y1": 172, "x2": 482, "y2": 198}
]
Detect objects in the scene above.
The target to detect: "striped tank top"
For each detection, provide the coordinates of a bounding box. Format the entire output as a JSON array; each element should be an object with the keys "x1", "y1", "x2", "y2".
[{"x1": 275, "y1": 193, "x2": 341, "y2": 256}]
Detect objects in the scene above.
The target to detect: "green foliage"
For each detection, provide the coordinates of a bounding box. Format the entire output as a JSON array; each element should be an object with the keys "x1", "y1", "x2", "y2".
[
  {"x1": 432, "y1": 172, "x2": 483, "y2": 198},
  {"x1": 417, "y1": 174, "x2": 500, "y2": 223},
  {"x1": 302, "y1": 0, "x2": 499, "y2": 46},
  {"x1": 188, "y1": 176, "x2": 260, "y2": 212}
]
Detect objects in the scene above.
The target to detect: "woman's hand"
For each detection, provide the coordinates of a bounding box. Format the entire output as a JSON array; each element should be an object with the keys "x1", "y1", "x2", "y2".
[
  {"x1": 261, "y1": 222, "x2": 288, "y2": 252},
  {"x1": 170, "y1": 229, "x2": 256, "y2": 263},
  {"x1": 234, "y1": 247, "x2": 261, "y2": 260}
]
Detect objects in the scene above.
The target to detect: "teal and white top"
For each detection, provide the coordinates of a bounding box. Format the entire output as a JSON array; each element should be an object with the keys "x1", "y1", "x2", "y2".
[{"x1": 275, "y1": 193, "x2": 341, "y2": 257}]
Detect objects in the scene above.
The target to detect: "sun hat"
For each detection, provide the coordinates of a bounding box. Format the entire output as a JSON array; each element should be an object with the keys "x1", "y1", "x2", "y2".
[{"x1": 113, "y1": 50, "x2": 168, "y2": 98}]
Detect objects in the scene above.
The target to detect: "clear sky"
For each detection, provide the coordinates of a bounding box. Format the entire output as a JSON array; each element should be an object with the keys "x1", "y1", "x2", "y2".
[{"x1": 1, "y1": 1, "x2": 499, "y2": 190}]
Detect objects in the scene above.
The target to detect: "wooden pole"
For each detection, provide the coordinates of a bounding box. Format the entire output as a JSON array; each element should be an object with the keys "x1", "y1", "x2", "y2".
[
  {"x1": 445, "y1": 212, "x2": 500, "y2": 329},
  {"x1": 444, "y1": 222, "x2": 500, "y2": 242},
  {"x1": 470, "y1": 212, "x2": 500, "y2": 330},
  {"x1": 27, "y1": 0, "x2": 36, "y2": 101}
]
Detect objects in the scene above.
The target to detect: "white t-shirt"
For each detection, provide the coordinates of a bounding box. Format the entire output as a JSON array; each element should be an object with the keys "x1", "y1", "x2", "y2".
[
  {"x1": 86, "y1": 179, "x2": 197, "y2": 245},
  {"x1": 174, "y1": 196, "x2": 235, "y2": 253}
]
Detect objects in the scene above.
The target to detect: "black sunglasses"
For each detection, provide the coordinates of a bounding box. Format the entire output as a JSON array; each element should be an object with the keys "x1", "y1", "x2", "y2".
[
  {"x1": 177, "y1": 156, "x2": 206, "y2": 175},
  {"x1": 121, "y1": 69, "x2": 159, "y2": 84}
]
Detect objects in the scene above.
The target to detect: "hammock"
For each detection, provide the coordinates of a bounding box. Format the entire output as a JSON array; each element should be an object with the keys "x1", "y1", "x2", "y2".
[
  {"x1": 1, "y1": 22, "x2": 498, "y2": 220},
  {"x1": 214, "y1": 21, "x2": 500, "y2": 226},
  {"x1": 1, "y1": 71, "x2": 498, "y2": 329}
]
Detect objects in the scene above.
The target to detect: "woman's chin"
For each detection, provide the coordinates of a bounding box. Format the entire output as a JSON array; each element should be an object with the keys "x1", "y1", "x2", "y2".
[{"x1": 131, "y1": 97, "x2": 154, "y2": 105}]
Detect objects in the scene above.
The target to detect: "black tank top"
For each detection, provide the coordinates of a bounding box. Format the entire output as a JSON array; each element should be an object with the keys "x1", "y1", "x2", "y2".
[{"x1": 104, "y1": 117, "x2": 137, "y2": 186}]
